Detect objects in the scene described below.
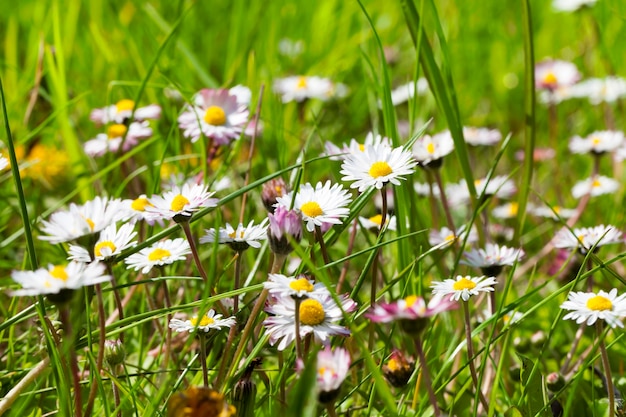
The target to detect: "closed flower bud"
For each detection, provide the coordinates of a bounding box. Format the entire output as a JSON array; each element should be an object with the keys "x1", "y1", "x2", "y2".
[
  {"x1": 104, "y1": 339, "x2": 126, "y2": 367},
  {"x1": 262, "y1": 178, "x2": 289, "y2": 213},
  {"x1": 383, "y1": 350, "x2": 415, "y2": 388},
  {"x1": 268, "y1": 206, "x2": 303, "y2": 255}
]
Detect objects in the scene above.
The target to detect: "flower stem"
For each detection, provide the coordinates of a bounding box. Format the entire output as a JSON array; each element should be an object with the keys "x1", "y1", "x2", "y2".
[
  {"x1": 597, "y1": 321, "x2": 615, "y2": 417},
  {"x1": 337, "y1": 218, "x2": 358, "y2": 293},
  {"x1": 368, "y1": 188, "x2": 387, "y2": 350},
  {"x1": 432, "y1": 169, "x2": 456, "y2": 233},
  {"x1": 59, "y1": 306, "x2": 83, "y2": 417},
  {"x1": 199, "y1": 332, "x2": 209, "y2": 388},
  {"x1": 314, "y1": 225, "x2": 331, "y2": 265},
  {"x1": 84, "y1": 285, "x2": 106, "y2": 417},
  {"x1": 326, "y1": 403, "x2": 339, "y2": 417},
  {"x1": 105, "y1": 263, "x2": 124, "y2": 343},
  {"x1": 462, "y1": 301, "x2": 489, "y2": 412},
  {"x1": 294, "y1": 298, "x2": 303, "y2": 360},
  {"x1": 414, "y1": 336, "x2": 440, "y2": 417},
  {"x1": 110, "y1": 366, "x2": 121, "y2": 417}
]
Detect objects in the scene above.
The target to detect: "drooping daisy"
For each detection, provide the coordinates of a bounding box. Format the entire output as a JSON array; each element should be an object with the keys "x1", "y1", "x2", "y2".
[
  {"x1": 463, "y1": 127, "x2": 502, "y2": 147},
  {"x1": 461, "y1": 243, "x2": 525, "y2": 276},
  {"x1": 147, "y1": 183, "x2": 218, "y2": 221},
  {"x1": 428, "y1": 225, "x2": 478, "y2": 249},
  {"x1": 358, "y1": 213, "x2": 397, "y2": 231},
  {"x1": 316, "y1": 346, "x2": 351, "y2": 404},
  {"x1": 569, "y1": 76, "x2": 626, "y2": 105},
  {"x1": 267, "y1": 205, "x2": 304, "y2": 255},
  {"x1": 535, "y1": 60, "x2": 581, "y2": 92},
  {"x1": 169, "y1": 309, "x2": 236, "y2": 333},
  {"x1": 412, "y1": 132, "x2": 455, "y2": 167},
  {"x1": 177, "y1": 88, "x2": 250, "y2": 145},
  {"x1": 389, "y1": 79, "x2": 429, "y2": 106},
  {"x1": 552, "y1": 0, "x2": 596, "y2": 12},
  {"x1": 340, "y1": 143, "x2": 417, "y2": 192},
  {"x1": 68, "y1": 222, "x2": 137, "y2": 262},
  {"x1": 431, "y1": 275, "x2": 498, "y2": 302},
  {"x1": 84, "y1": 121, "x2": 153, "y2": 157},
  {"x1": 323, "y1": 132, "x2": 391, "y2": 161},
  {"x1": 571, "y1": 175, "x2": 619, "y2": 199},
  {"x1": 560, "y1": 289, "x2": 626, "y2": 328},
  {"x1": 200, "y1": 218, "x2": 268, "y2": 251},
  {"x1": 569, "y1": 131, "x2": 625, "y2": 155},
  {"x1": 553, "y1": 224, "x2": 622, "y2": 253},
  {"x1": 263, "y1": 273, "x2": 329, "y2": 299},
  {"x1": 382, "y1": 350, "x2": 416, "y2": 388},
  {"x1": 39, "y1": 196, "x2": 125, "y2": 244},
  {"x1": 0, "y1": 155, "x2": 7, "y2": 171},
  {"x1": 125, "y1": 238, "x2": 191, "y2": 274},
  {"x1": 11, "y1": 261, "x2": 110, "y2": 302},
  {"x1": 530, "y1": 205, "x2": 576, "y2": 220},
  {"x1": 263, "y1": 293, "x2": 356, "y2": 351},
  {"x1": 275, "y1": 181, "x2": 351, "y2": 232},
  {"x1": 273, "y1": 76, "x2": 345, "y2": 103},
  {"x1": 90, "y1": 99, "x2": 161, "y2": 125}
]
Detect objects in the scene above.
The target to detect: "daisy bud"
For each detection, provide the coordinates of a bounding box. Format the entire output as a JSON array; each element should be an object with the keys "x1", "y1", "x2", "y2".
[
  {"x1": 546, "y1": 372, "x2": 565, "y2": 392},
  {"x1": 262, "y1": 178, "x2": 289, "y2": 213},
  {"x1": 317, "y1": 347, "x2": 350, "y2": 405},
  {"x1": 231, "y1": 358, "x2": 261, "y2": 417},
  {"x1": 104, "y1": 339, "x2": 126, "y2": 367},
  {"x1": 383, "y1": 350, "x2": 415, "y2": 388},
  {"x1": 267, "y1": 206, "x2": 303, "y2": 255}
]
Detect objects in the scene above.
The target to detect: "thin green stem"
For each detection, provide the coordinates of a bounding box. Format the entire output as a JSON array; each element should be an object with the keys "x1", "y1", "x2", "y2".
[
  {"x1": 59, "y1": 306, "x2": 83, "y2": 417},
  {"x1": 199, "y1": 332, "x2": 209, "y2": 388},
  {"x1": 84, "y1": 285, "x2": 106, "y2": 417},
  {"x1": 314, "y1": 225, "x2": 331, "y2": 265},
  {"x1": 597, "y1": 322, "x2": 615, "y2": 417},
  {"x1": 414, "y1": 336, "x2": 440, "y2": 417},
  {"x1": 462, "y1": 301, "x2": 489, "y2": 412},
  {"x1": 294, "y1": 298, "x2": 303, "y2": 360},
  {"x1": 432, "y1": 169, "x2": 455, "y2": 233}
]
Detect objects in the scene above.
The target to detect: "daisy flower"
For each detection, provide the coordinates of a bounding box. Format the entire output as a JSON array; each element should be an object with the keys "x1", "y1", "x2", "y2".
[
  {"x1": 561, "y1": 289, "x2": 626, "y2": 328},
  {"x1": 125, "y1": 238, "x2": 191, "y2": 274},
  {"x1": 316, "y1": 346, "x2": 351, "y2": 404},
  {"x1": 90, "y1": 99, "x2": 161, "y2": 125},
  {"x1": 200, "y1": 218, "x2": 268, "y2": 251},
  {"x1": 382, "y1": 350, "x2": 415, "y2": 388},
  {"x1": 147, "y1": 183, "x2": 218, "y2": 221},
  {"x1": 169, "y1": 309, "x2": 236, "y2": 333},
  {"x1": 414, "y1": 181, "x2": 440, "y2": 198},
  {"x1": 492, "y1": 202, "x2": 520, "y2": 220},
  {"x1": 273, "y1": 76, "x2": 345, "y2": 103},
  {"x1": 461, "y1": 243, "x2": 525, "y2": 276},
  {"x1": 473, "y1": 176, "x2": 516, "y2": 199},
  {"x1": 463, "y1": 127, "x2": 502, "y2": 147},
  {"x1": 431, "y1": 275, "x2": 498, "y2": 302},
  {"x1": 569, "y1": 76, "x2": 626, "y2": 105},
  {"x1": 428, "y1": 225, "x2": 478, "y2": 249},
  {"x1": 553, "y1": 224, "x2": 622, "y2": 253},
  {"x1": 531, "y1": 205, "x2": 576, "y2": 220},
  {"x1": 358, "y1": 213, "x2": 397, "y2": 231},
  {"x1": 552, "y1": 0, "x2": 596, "y2": 12},
  {"x1": 263, "y1": 273, "x2": 329, "y2": 299},
  {"x1": 0, "y1": 155, "x2": 7, "y2": 171},
  {"x1": 323, "y1": 132, "x2": 391, "y2": 161},
  {"x1": 412, "y1": 131, "x2": 454, "y2": 167},
  {"x1": 569, "y1": 131, "x2": 625, "y2": 155},
  {"x1": 389, "y1": 79, "x2": 429, "y2": 106},
  {"x1": 177, "y1": 88, "x2": 250, "y2": 145},
  {"x1": 275, "y1": 181, "x2": 351, "y2": 232},
  {"x1": 263, "y1": 293, "x2": 356, "y2": 351},
  {"x1": 11, "y1": 261, "x2": 110, "y2": 302},
  {"x1": 340, "y1": 143, "x2": 417, "y2": 192},
  {"x1": 535, "y1": 60, "x2": 581, "y2": 92},
  {"x1": 267, "y1": 205, "x2": 304, "y2": 255},
  {"x1": 39, "y1": 196, "x2": 125, "y2": 244},
  {"x1": 84, "y1": 121, "x2": 153, "y2": 157},
  {"x1": 121, "y1": 195, "x2": 162, "y2": 225},
  {"x1": 68, "y1": 222, "x2": 137, "y2": 262},
  {"x1": 571, "y1": 175, "x2": 619, "y2": 199},
  {"x1": 444, "y1": 180, "x2": 472, "y2": 207}
]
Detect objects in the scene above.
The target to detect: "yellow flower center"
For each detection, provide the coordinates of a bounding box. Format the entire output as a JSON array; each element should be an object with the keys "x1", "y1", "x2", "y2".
[
  {"x1": 577, "y1": 234, "x2": 586, "y2": 244},
  {"x1": 296, "y1": 76, "x2": 308, "y2": 89},
  {"x1": 404, "y1": 295, "x2": 418, "y2": 307},
  {"x1": 444, "y1": 234, "x2": 455, "y2": 242},
  {"x1": 49, "y1": 265, "x2": 68, "y2": 281},
  {"x1": 107, "y1": 124, "x2": 128, "y2": 138},
  {"x1": 586, "y1": 295, "x2": 613, "y2": 311},
  {"x1": 148, "y1": 248, "x2": 171, "y2": 261},
  {"x1": 318, "y1": 366, "x2": 337, "y2": 377},
  {"x1": 189, "y1": 315, "x2": 215, "y2": 327},
  {"x1": 95, "y1": 240, "x2": 117, "y2": 258},
  {"x1": 131, "y1": 197, "x2": 152, "y2": 212},
  {"x1": 369, "y1": 161, "x2": 393, "y2": 178},
  {"x1": 543, "y1": 71, "x2": 557, "y2": 85},
  {"x1": 358, "y1": 144, "x2": 365, "y2": 152},
  {"x1": 171, "y1": 194, "x2": 190, "y2": 212},
  {"x1": 553, "y1": 206, "x2": 561, "y2": 214},
  {"x1": 299, "y1": 299, "x2": 326, "y2": 326},
  {"x1": 289, "y1": 278, "x2": 314, "y2": 292},
  {"x1": 386, "y1": 357, "x2": 401, "y2": 372},
  {"x1": 115, "y1": 99, "x2": 135, "y2": 113},
  {"x1": 452, "y1": 277, "x2": 476, "y2": 291},
  {"x1": 509, "y1": 202, "x2": 519, "y2": 216},
  {"x1": 203, "y1": 106, "x2": 227, "y2": 126},
  {"x1": 592, "y1": 179, "x2": 601, "y2": 187},
  {"x1": 368, "y1": 214, "x2": 383, "y2": 226},
  {"x1": 592, "y1": 137, "x2": 601, "y2": 145},
  {"x1": 426, "y1": 142, "x2": 435, "y2": 154},
  {"x1": 300, "y1": 201, "x2": 323, "y2": 218},
  {"x1": 85, "y1": 218, "x2": 95, "y2": 231}
]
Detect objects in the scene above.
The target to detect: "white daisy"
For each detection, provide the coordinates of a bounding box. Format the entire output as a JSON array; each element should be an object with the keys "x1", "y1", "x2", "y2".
[
  {"x1": 39, "y1": 196, "x2": 125, "y2": 244},
  {"x1": 125, "y1": 238, "x2": 191, "y2": 274},
  {"x1": 316, "y1": 346, "x2": 351, "y2": 401},
  {"x1": 263, "y1": 273, "x2": 329, "y2": 299},
  {"x1": 273, "y1": 76, "x2": 344, "y2": 103},
  {"x1": 340, "y1": 143, "x2": 417, "y2": 192},
  {"x1": 84, "y1": 121, "x2": 153, "y2": 157},
  {"x1": 68, "y1": 222, "x2": 137, "y2": 263},
  {"x1": 388, "y1": 79, "x2": 429, "y2": 106},
  {"x1": 414, "y1": 181, "x2": 440, "y2": 198},
  {"x1": 0, "y1": 155, "x2": 7, "y2": 171},
  {"x1": 461, "y1": 243, "x2": 525, "y2": 276},
  {"x1": 120, "y1": 195, "x2": 162, "y2": 226},
  {"x1": 571, "y1": 175, "x2": 619, "y2": 199},
  {"x1": 492, "y1": 202, "x2": 521, "y2": 220},
  {"x1": 552, "y1": 0, "x2": 596, "y2": 12},
  {"x1": 553, "y1": 224, "x2": 622, "y2": 253},
  {"x1": 561, "y1": 289, "x2": 626, "y2": 328},
  {"x1": 463, "y1": 127, "x2": 502, "y2": 147},
  {"x1": 535, "y1": 60, "x2": 581, "y2": 91},
  {"x1": 275, "y1": 181, "x2": 351, "y2": 232},
  {"x1": 569, "y1": 76, "x2": 626, "y2": 105},
  {"x1": 473, "y1": 176, "x2": 517, "y2": 199},
  {"x1": 358, "y1": 213, "x2": 397, "y2": 231},
  {"x1": 263, "y1": 293, "x2": 356, "y2": 351},
  {"x1": 90, "y1": 99, "x2": 161, "y2": 125},
  {"x1": 11, "y1": 261, "x2": 111, "y2": 297},
  {"x1": 200, "y1": 218, "x2": 269, "y2": 251},
  {"x1": 323, "y1": 132, "x2": 391, "y2": 161},
  {"x1": 177, "y1": 88, "x2": 250, "y2": 145},
  {"x1": 147, "y1": 183, "x2": 218, "y2": 221},
  {"x1": 569, "y1": 131, "x2": 625, "y2": 155},
  {"x1": 228, "y1": 85, "x2": 252, "y2": 106},
  {"x1": 530, "y1": 205, "x2": 576, "y2": 220},
  {"x1": 168, "y1": 309, "x2": 236, "y2": 333},
  {"x1": 429, "y1": 225, "x2": 478, "y2": 249},
  {"x1": 431, "y1": 275, "x2": 498, "y2": 302},
  {"x1": 444, "y1": 180, "x2": 472, "y2": 207},
  {"x1": 412, "y1": 131, "x2": 455, "y2": 167}
]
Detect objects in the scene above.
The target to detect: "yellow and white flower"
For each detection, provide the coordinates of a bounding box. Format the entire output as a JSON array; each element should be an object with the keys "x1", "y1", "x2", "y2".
[
  {"x1": 431, "y1": 275, "x2": 498, "y2": 302},
  {"x1": 200, "y1": 219, "x2": 268, "y2": 251},
  {"x1": 553, "y1": 224, "x2": 622, "y2": 253},
  {"x1": 147, "y1": 183, "x2": 218, "y2": 221},
  {"x1": 125, "y1": 238, "x2": 191, "y2": 274},
  {"x1": 569, "y1": 131, "x2": 624, "y2": 155},
  {"x1": 84, "y1": 121, "x2": 153, "y2": 157},
  {"x1": 263, "y1": 273, "x2": 329, "y2": 299},
  {"x1": 90, "y1": 99, "x2": 161, "y2": 125},
  {"x1": 571, "y1": 175, "x2": 619, "y2": 199},
  {"x1": 463, "y1": 127, "x2": 502, "y2": 147},
  {"x1": 68, "y1": 223, "x2": 137, "y2": 262},
  {"x1": 273, "y1": 75, "x2": 346, "y2": 103},
  {"x1": 169, "y1": 309, "x2": 236, "y2": 333},
  {"x1": 412, "y1": 132, "x2": 454, "y2": 167},
  {"x1": 561, "y1": 289, "x2": 626, "y2": 328},
  {"x1": 11, "y1": 261, "x2": 111, "y2": 297}
]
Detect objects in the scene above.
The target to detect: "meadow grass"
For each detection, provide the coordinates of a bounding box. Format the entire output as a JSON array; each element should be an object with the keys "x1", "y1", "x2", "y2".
[{"x1": 1, "y1": 0, "x2": 626, "y2": 416}]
